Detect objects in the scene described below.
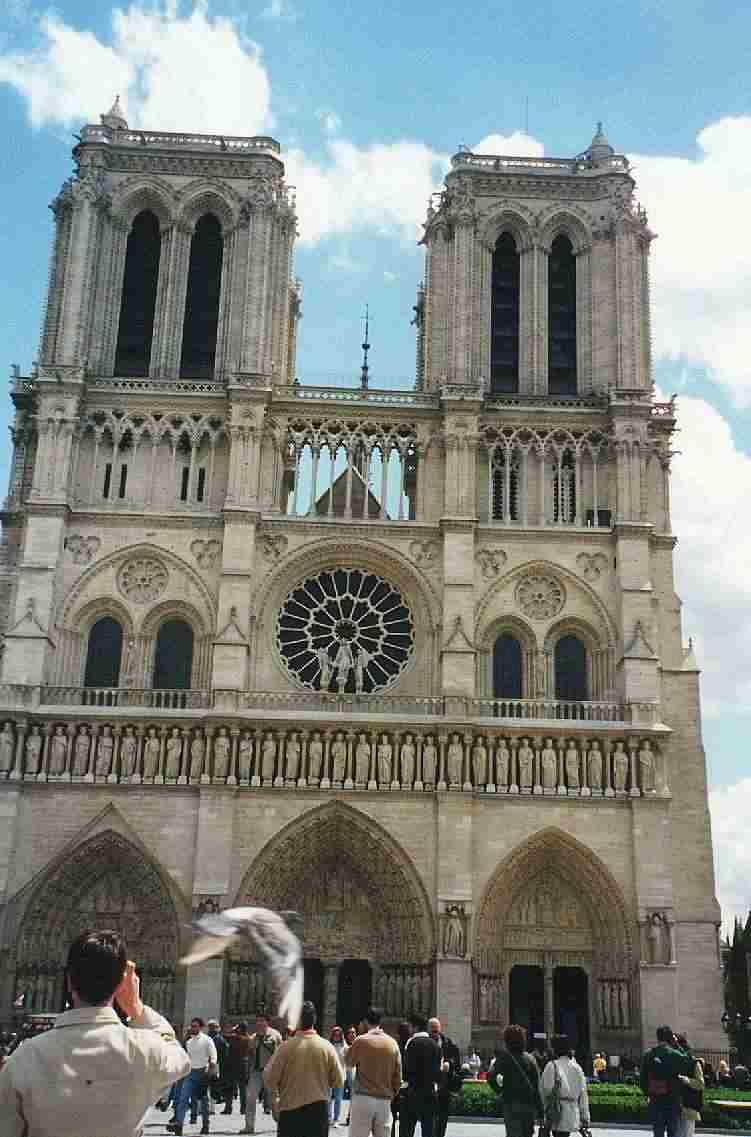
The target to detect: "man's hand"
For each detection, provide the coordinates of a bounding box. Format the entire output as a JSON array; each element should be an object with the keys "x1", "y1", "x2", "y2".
[{"x1": 114, "y1": 960, "x2": 144, "y2": 1021}]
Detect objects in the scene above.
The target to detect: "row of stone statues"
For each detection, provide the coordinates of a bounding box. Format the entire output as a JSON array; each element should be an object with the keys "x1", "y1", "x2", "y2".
[
  {"x1": 475, "y1": 973, "x2": 632, "y2": 1029},
  {"x1": 374, "y1": 966, "x2": 433, "y2": 1018},
  {"x1": 225, "y1": 963, "x2": 274, "y2": 1016},
  {"x1": 14, "y1": 964, "x2": 65, "y2": 1015},
  {"x1": 0, "y1": 720, "x2": 659, "y2": 795},
  {"x1": 599, "y1": 980, "x2": 631, "y2": 1028}
]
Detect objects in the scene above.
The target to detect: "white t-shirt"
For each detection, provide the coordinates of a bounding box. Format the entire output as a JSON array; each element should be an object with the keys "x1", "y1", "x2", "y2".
[{"x1": 186, "y1": 1032, "x2": 218, "y2": 1069}]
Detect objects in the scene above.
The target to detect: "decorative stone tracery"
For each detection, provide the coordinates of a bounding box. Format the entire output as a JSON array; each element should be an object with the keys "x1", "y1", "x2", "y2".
[
  {"x1": 117, "y1": 557, "x2": 169, "y2": 603},
  {"x1": 516, "y1": 572, "x2": 565, "y2": 620}
]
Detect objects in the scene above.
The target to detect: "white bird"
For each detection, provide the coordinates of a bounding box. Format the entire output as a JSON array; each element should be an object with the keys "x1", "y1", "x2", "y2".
[{"x1": 180, "y1": 906, "x2": 303, "y2": 1030}]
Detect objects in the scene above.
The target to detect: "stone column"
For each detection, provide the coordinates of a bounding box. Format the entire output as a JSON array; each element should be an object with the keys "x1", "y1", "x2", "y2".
[{"x1": 544, "y1": 954, "x2": 555, "y2": 1039}]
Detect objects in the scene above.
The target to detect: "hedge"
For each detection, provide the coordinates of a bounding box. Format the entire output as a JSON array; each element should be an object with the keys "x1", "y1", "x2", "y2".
[{"x1": 448, "y1": 1080, "x2": 751, "y2": 1128}]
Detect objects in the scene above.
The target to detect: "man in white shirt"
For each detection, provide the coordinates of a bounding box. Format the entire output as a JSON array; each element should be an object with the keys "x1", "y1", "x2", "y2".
[
  {"x1": 168, "y1": 1016, "x2": 218, "y2": 1135},
  {"x1": 0, "y1": 929, "x2": 190, "y2": 1137}
]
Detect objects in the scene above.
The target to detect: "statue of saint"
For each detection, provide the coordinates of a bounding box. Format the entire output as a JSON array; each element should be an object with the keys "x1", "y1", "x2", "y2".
[
  {"x1": 496, "y1": 739, "x2": 510, "y2": 789},
  {"x1": 24, "y1": 725, "x2": 42, "y2": 777},
  {"x1": 639, "y1": 740, "x2": 655, "y2": 792},
  {"x1": 0, "y1": 722, "x2": 14, "y2": 775},
  {"x1": 238, "y1": 732, "x2": 252, "y2": 782},
  {"x1": 119, "y1": 727, "x2": 137, "y2": 780},
  {"x1": 49, "y1": 726, "x2": 68, "y2": 777},
  {"x1": 189, "y1": 732, "x2": 205, "y2": 781},
  {"x1": 377, "y1": 735, "x2": 392, "y2": 785},
  {"x1": 355, "y1": 734, "x2": 371, "y2": 784},
  {"x1": 541, "y1": 739, "x2": 557, "y2": 790},
  {"x1": 648, "y1": 912, "x2": 663, "y2": 964},
  {"x1": 214, "y1": 728, "x2": 231, "y2": 780},
  {"x1": 331, "y1": 732, "x2": 347, "y2": 783},
  {"x1": 447, "y1": 734, "x2": 463, "y2": 786},
  {"x1": 285, "y1": 732, "x2": 301, "y2": 782},
  {"x1": 422, "y1": 736, "x2": 437, "y2": 786},
  {"x1": 165, "y1": 728, "x2": 182, "y2": 780},
  {"x1": 472, "y1": 738, "x2": 487, "y2": 787},
  {"x1": 308, "y1": 732, "x2": 323, "y2": 782},
  {"x1": 443, "y1": 906, "x2": 466, "y2": 957},
  {"x1": 354, "y1": 646, "x2": 371, "y2": 694},
  {"x1": 95, "y1": 726, "x2": 114, "y2": 779},
  {"x1": 317, "y1": 645, "x2": 332, "y2": 689},
  {"x1": 588, "y1": 740, "x2": 603, "y2": 790},
  {"x1": 518, "y1": 738, "x2": 534, "y2": 791},
  {"x1": 613, "y1": 741, "x2": 628, "y2": 792},
  {"x1": 261, "y1": 733, "x2": 277, "y2": 782},
  {"x1": 334, "y1": 640, "x2": 354, "y2": 691},
  {"x1": 400, "y1": 734, "x2": 415, "y2": 787},
  {"x1": 142, "y1": 728, "x2": 159, "y2": 780},
  {"x1": 73, "y1": 727, "x2": 90, "y2": 777},
  {"x1": 565, "y1": 740, "x2": 580, "y2": 790}
]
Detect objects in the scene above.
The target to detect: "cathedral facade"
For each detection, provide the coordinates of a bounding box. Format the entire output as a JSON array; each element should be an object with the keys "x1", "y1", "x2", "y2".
[{"x1": 0, "y1": 103, "x2": 724, "y2": 1053}]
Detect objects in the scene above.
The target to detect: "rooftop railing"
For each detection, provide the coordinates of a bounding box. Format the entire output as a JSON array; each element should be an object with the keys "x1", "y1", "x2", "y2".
[{"x1": 78, "y1": 125, "x2": 281, "y2": 155}]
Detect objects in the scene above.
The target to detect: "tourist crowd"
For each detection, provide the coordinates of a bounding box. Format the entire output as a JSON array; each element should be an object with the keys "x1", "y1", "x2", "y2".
[{"x1": 0, "y1": 930, "x2": 747, "y2": 1137}]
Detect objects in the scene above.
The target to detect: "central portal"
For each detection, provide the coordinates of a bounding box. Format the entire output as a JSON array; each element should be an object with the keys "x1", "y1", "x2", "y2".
[{"x1": 337, "y1": 959, "x2": 372, "y2": 1029}]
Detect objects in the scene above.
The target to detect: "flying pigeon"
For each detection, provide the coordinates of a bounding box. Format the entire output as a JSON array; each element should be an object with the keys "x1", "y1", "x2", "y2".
[{"x1": 180, "y1": 906, "x2": 303, "y2": 1029}]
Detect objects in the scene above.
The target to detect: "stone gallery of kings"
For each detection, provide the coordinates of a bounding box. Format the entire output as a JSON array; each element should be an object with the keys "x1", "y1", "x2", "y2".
[{"x1": 0, "y1": 103, "x2": 723, "y2": 1056}]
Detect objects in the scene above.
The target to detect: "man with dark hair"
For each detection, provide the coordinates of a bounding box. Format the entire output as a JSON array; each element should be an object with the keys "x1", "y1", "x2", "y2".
[
  {"x1": 168, "y1": 1016, "x2": 218, "y2": 1136},
  {"x1": 263, "y1": 1000, "x2": 344, "y2": 1137},
  {"x1": 345, "y1": 1006, "x2": 402, "y2": 1137},
  {"x1": 0, "y1": 929, "x2": 189, "y2": 1137},
  {"x1": 401, "y1": 1011, "x2": 441, "y2": 1137},
  {"x1": 243, "y1": 1011, "x2": 282, "y2": 1134},
  {"x1": 640, "y1": 1025, "x2": 695, "y2": 1137}
]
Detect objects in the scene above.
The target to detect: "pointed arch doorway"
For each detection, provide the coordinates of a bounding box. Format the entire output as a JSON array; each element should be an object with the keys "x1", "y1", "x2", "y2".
[
  {"x1": 228, "y1": 803, "x2": 434, "y2": 1030},
  {"x1": 476, "y1": 828, "x2": 634, "y2": 1055},
  {"x1": 11, "y1": 830, "x2": 181, "y2": 1020}
]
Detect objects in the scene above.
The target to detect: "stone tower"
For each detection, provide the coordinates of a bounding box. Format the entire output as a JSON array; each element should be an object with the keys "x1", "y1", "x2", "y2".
[{"x1": 0, "y1": 113, "x2": 724, "y2": 1054}]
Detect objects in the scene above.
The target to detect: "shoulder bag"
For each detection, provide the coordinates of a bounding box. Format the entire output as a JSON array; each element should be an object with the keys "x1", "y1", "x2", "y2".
[{"x1": 545, "y1": 1059, "x2": 563, "y2": 1129}]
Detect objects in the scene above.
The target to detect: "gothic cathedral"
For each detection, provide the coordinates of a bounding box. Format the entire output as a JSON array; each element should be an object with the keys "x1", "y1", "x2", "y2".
[{"x1": 0, "y1": 101, "x2": 724, "y2": 1053}]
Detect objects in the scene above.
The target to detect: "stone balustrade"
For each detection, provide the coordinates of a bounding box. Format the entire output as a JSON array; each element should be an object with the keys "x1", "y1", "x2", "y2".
[{"x1": 0, "y1": 717, "x2": 663, "y2": 797}]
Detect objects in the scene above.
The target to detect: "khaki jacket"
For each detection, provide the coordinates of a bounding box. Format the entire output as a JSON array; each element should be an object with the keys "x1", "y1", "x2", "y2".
[
  {"x1": 0, "y1": 1004, "x2": 190, "y2": 1137},
  {"x1": 264, "y1": 1029, "x2": 344, "y2": 1113}
]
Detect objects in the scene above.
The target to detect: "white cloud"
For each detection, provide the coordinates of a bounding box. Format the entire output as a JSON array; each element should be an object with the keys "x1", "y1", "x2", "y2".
[
  {"x1": 710, "y1": 778, "x2": 751, "y2": 931},
  {"x1": 327, "y1": 250, "x2": 363, "y2": 273},
  {"x1": 287, "y1": 138, "x2": 448, "y2": 246},
  {"x1": 473, "y1": 130, "x2": 545, "y2": 157},
  {"x1": 383, "y1": 270, "x2": 398, "y2": 283},
  {"x1": 667, "y1": 392, "x2": 751, "y2": 718},
  {"x1": 631, "y1": 118, "x2": 751, "y2": 404},
  {"x1": 0, "y1": 2, "x2": 272, "y2": 135}
]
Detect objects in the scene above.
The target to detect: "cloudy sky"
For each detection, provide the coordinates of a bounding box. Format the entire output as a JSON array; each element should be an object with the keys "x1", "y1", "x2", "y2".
[{"x1": 0, "y1": 0, "x2": 749, "y2": 926}]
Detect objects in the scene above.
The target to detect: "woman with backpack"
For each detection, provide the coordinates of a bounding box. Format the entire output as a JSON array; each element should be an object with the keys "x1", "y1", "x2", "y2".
[
  {"x1": 675, "y1": 1035, "x2": 705, "y2": 1137},
  {"x1": 488, "y1": 1024, "x2": 544, "y2": 1137},
  {"x1": 540, "y1": 1035, "x2": 590, "y2": 1137}
]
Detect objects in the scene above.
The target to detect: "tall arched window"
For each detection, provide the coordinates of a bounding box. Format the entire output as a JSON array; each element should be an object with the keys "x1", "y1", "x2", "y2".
[
  {"x1": 153, "y1": 620, "x2": 194, "y2": 689},
  {"x1": 491, "y1": 232, "x2": 520, "y2": 393},
  {"x1": 180, "y1": 213, "x2": 224, "y2": 379},
  {"x1": 114, "y1": 211, "x2": 161, "y2": 376},
  {"x1": 548, "y1": 234, "x2": 577, "y2": 395},
  {"x1": 493, "y1": 633, "x2": 523, "y2": 699},
  {"x1": 491, "y1": 451, "x2": 520, "y2": 521},
  {"x1": 83, "y1": 617, "x2": 123, "y2": 688},
  {"x1": 554, "y1": 634, "x2": 587, "y2": 701}
]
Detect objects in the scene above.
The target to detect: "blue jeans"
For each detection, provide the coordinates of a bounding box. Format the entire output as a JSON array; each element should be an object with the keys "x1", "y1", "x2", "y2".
[
  {"x1": 330, "y1": 1084, "x2": 344, "y2": 1121},
  {"x1": 175, "y1": 1069, "x2": 210, "y2": 1126},
  {"x1": 649, "y1": 1096, "x2": 681, "y2": 1137}
]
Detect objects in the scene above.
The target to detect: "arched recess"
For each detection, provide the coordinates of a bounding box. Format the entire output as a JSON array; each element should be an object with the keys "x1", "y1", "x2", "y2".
[
  {"x1": 227, "y1": 802, "x2": 435, "y2": 1022},
  {"x1": 141, "y1": 599, "x2": 211, "y2": 691},
  {"x1": 474, "y1": 828, "x2": 635, "y2": 1033},
  {"x1": 491, "y1": 232, "x2": 521, "y2": 394},
  {"x1": 180, "y1": 213, "x2": 224, "y2": 379},
  {"x1": 114, "y1": 210, "x2": 161, "y2": 376},
  {"x1": 83, "y1": 615, "x2": 123, "y2": 688},
  {"x1": 544, "y1": 616, "x2": 605, "y2": 702},
  {"x1": 252, "y1": 538, "x2": 441, "y2": 696},
  {"x1": 476, "y1": 614, "x2": 537, "y2": 699},
  {"x1": 12, "y1": 830, "x2": 181, "y2": 1018}
]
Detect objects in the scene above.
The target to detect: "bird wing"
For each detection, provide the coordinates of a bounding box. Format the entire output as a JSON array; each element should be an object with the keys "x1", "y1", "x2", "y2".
[
  {"x1": 180, "y1": 906, "x2": 303, "y2": 1030},
  {"x1": 224, "y1": 906, "x2": 303, "y2": 1030}
]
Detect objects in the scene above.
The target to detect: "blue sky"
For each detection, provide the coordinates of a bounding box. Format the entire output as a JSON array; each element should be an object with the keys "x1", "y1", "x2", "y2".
[{"x1": 0, "y1": 0, "x2": 750, "y2": 920}]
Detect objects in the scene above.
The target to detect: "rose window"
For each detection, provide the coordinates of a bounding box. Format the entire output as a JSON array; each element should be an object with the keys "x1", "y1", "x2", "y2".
[
  {"x1": 276, "y1": 568, "x2": 414, "y2": 693},
  {"x1": 515, "y1": 572, "x2": 565, "y2": 620}
]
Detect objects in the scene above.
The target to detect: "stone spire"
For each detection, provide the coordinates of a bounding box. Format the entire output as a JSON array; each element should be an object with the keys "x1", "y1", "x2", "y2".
[
  {"x1": 100, "y1": 95, "x2": 128, "y2": 131},
  {"x1": 587, "y1": 121, "x2": 614, "y2": 162}
]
